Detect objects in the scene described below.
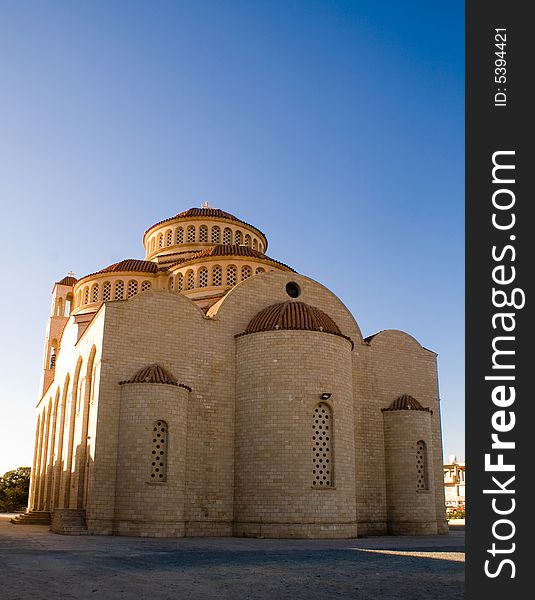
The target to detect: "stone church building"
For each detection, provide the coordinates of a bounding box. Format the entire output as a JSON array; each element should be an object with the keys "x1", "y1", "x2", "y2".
[{"x1": 25, "y1": 206, "x2": 448, "y2": 537}]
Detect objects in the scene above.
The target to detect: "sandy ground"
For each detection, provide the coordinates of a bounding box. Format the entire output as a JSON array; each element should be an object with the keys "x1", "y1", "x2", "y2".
[{"x1": 0, "y1": 514, "x2": 464, "y2": 600}]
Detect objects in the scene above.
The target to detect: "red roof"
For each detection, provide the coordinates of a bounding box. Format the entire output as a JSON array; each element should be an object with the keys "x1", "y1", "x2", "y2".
[
  {"x1": 382, "y1": 394, "x2": 432, "y2": 414},
  {"x1": 170, "y1": 244, "x2": 294, "y2": 272},
  {"x1": 55, "y1": 276, "x2": 78, "y2": 286},
  {"x1": 239, "y1": 301, "x2": 353, "y2": 347},
  {"x1": 144, "y1": 207, "x2": 267, "y2": 241}
]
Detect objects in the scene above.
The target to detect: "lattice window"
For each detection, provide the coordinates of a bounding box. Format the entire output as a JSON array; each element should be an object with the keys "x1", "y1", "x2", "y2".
[
  {"x1": 168, "y1": 278, "x2": 174, "y2": 291},
  {"x1": 91, "y1": 284, "x2": 99, "y2": 303},
  {"x1": 166, "y1": 230, "x2": 173, "y2": 246},
  {"x1": 158, "y1": 233, "x2": 163, "y2": 248},
  {"x1": 241, "y1": 265, "x2": 252, "y2": 280},
  {"x1": 127, "y1": 280, "x2": 138, "y2": 298},
  {"x1": 114, "y1": 281, "x2": 124, "y2": 300},
  {"x1": 416, "y1": 440, "x2": 429, "y2": 490},
  {"x1": 226, "y1": 265, "x2": 237, "y2": 286},
  {"x1": 103, "y1": 282, "x2": 111, "y2": 301},
  {"x1": 187, "y1": 225, "x2": 196, "y2": 243},
  {"x1": 176, "y1": 228, "x2": 184, "y2": 244},
  {"x1": 211, "y1": 226, "x2": 220, "y2": 243},
  {"x1": 255, "y1": 267, "x2": 265, "y2": 274},
  {"x1": 199, "y1": 267, "x2": 208, "y2": 287},
  {"x1": 223, "y1": 228, "x2": 232, "y2": 244},
  {"x1": 150, "y1": 238, "x2": 155, "y2": 252},
  {"x1": 141, "y1": 281, "x2": 152, "y2": 292},
  {"x1": 176, "y1": 273, "x2": 183, "y2": 292},
  {"x1": 150, "y1": 420, "x2": 167, "y2": 482},
  {"x1": 199, "y1": 225, "x2": 208, "y2": 242},
  {"x1": 186, "y1": 270, "x2": 195, "y2": 290},
  {"x1": 235, "y1": 229, "x2": 243, "y2": 245},
  {"x1": 83, "y1": 287, "x2": 89, "y2": 304},
  {"x1": 312, "y1": 403, "x2": 332, "y2": 487},
  {"x1": 212, "y1": 265, "x2": 222, "y2": 286},
  {"x1": 244, "y1": 234, "x2": 251, "y2": 246},
  {"x1": 253, "y1": 239, "x2": 258, "y2": 250}
]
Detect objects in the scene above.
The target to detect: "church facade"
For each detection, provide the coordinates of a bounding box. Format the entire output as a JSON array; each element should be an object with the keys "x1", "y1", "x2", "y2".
[{"x1": 27, "y1": 206, "x2": 448, "y2": 537}]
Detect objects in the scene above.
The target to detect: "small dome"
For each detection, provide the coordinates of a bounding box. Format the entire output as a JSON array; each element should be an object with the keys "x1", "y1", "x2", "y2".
[
  {"x1": 97, "y1": 259, "x2": 159, "y2": 275},
  {"x1": 120, "y1": 364, "x2": 179, "y2": 386},
  {"x1": 241, "y1": 301, "x2": 352, "y2": 346},
  {"x1": 382, "y1": 394, "x2": 432, "y2": 414},
  {"x1": 76, "y1": 259, "x2": 159, "y2": 285},
  {"x1": 56, "y1": 276, "x2": 78, "y2": 286}
]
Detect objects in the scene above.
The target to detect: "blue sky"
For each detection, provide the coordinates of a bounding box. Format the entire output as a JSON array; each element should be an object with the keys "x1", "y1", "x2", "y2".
[{"x1": 0, "y1": 0, "x2": 464, "y2": 474}]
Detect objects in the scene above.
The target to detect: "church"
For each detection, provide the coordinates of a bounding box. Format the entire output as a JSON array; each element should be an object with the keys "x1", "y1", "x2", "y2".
[{"x1": 25, "y1": 205, "x2": 448, "y2": 537}]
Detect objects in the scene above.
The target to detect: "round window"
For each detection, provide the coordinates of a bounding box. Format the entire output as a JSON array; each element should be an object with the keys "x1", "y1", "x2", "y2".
[{"x1": 286, "y1": 282, "x2": 301, "y2": 298}]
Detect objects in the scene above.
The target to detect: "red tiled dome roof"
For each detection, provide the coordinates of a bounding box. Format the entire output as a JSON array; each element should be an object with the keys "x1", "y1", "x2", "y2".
[
  {"x1": 144, "y1": 207, "x2": 267, "y2": 241},
  {"x1": 56, "y1": 276, "x2": 78, "y2": 286},
  {"x1": 97, "y1": 259, "x2": 159, "y2": 274},
  {"x1": 77, "y1": 259, "x2": 159, "y2": 283},
  {"x1": 240, "y1": 301, "x2": 352, "y2": 346},
  {"x1": 173, "y1": 244, "x2": 294, "y2": 272},
  {"x1": 119, "y1": 364, "x2": 191, "y2": 391},
  {"x1": 382, "y1": 394, "x2": 432, "y2": 414}
]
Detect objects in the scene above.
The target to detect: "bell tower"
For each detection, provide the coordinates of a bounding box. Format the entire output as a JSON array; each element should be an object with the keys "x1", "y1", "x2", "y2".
[{"x1": 39, "y1": 274, "x2": 77, "y2": 396}]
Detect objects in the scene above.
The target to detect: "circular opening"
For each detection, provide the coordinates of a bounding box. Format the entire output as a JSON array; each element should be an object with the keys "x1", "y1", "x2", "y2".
[{"x1": 286, "y1": 282, "x2": 301, "y2": 298}]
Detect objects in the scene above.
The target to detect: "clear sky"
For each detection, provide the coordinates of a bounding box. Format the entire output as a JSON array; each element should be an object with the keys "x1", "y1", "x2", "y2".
[{"x1": 0, "y1": 0, "x2": 464, "y2": 475}]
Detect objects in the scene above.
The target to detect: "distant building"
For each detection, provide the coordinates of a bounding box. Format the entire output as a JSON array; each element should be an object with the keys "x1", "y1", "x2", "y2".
[{"x1": 444, "y1": 455, "x2": 465, "y2": 511}]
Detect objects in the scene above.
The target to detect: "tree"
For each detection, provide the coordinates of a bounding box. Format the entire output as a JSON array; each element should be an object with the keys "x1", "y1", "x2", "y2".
[{"x1": 0, "y1": 467, "x2": 31, "y2": 512}]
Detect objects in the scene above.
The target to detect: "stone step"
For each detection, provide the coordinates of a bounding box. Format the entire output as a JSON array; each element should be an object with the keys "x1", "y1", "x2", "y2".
[{"x1": 10, "y1": 511, "x2": 51, "y2": 526}]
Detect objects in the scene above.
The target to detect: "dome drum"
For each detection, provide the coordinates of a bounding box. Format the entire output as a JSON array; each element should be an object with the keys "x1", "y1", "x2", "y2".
[{"x1": 144, "y1": 209, "x2": 268, "y2": 260}]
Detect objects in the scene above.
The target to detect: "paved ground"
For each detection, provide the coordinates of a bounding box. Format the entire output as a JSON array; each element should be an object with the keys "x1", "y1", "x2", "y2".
[{"x1": 0, "y1": 514, "x2": 464, "y2": 600}]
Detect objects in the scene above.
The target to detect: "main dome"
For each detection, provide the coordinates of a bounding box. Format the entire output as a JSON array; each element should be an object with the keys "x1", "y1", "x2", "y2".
[{"x1": 143, "y1": 205, "x2": 269, "y2": 260}]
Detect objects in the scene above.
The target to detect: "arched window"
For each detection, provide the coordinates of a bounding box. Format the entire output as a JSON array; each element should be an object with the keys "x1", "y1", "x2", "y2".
[
  {"x1": 252, "y1": 239, "x2": 258, "y2": 250},
  {"x1": 157, "y1": 233, "x2": 164, "y2": 248},
  {"x1": 168, "y1": 277, "x2": 174, "y2": 291},
  {"x1": 49, "y1": 339, "x2": 58, "y2": 369},
  {"x1": 416, "y1": 440, "x2": 429, "y2": 490},
  {"x1": 226, "y1": 265, "x2": 237, "y2": 286},
  {"x1": 91, "y1": 283, "x2": 99, "y2": 303},
  {"x1": 244, "y1": 234, "x2": 251, "y2": 246},
  {"x1": 223, "y1": 228, "x2": 232, "y2": 244},
  {"x1": 166, "y1": 229, "x2": 173, "y2": 246},
  {"x1": 176, "y1": 273, "x2": 183, "y2": 292},
  {"x1": 255, "y1": 267, "x2": 265, "y2": 274},
  {"x1": 56, "y1": 297, "x2": 64, "y2": 316},
  {"x1": 150, "y1": 238, "x2": 155, "y2": 252},
  {"x1": 212, "y1": 265, "x2": 222, "y2": 286},
  {"x1": 235, "y1": 229, "x2": 243, "y2": 245},
  {"x1": 127, "y1": 280, "x2": 138, "y2": 298},
  {"x1": 199, "y1": 267, "x2": 208, "y2": 287},
  {"x1": 211, "y1": 226, "x2": 220, "y2": 243},
  {"x1": 76, "y1": 290, "x2": 82, "y2": 307},
  {"x1": 150, "y1": 420, "x2": 168, "y2": 482},
  {"x1": 141, "y1": 281, "x2": 152, "y2": 292},
  {"x1": 187, "y1": 225, "x2": 196, "y2": 243},
  {"x1": 241, "y1": 265, "x2": 252, "y2": 280},
  {"x1": 66, "y1": 293, "x2": 73, "y2": 315},
  {"x1": 103, "y1": 282, "x2": 111, "y2": 301},
  {"x1": 176, "y1": 228, "x2": 184, "y2": 244},
  {"x1": 199, "y1": 225, "x2": 208, "y2": 242},
  {"x1": 83, "y1": 286, "x2": 89, "y2": 305},
  {"x1": 114, "y1": 281, "x2": 124, "y2": 300},
  {"x1": 312, "y1": 403, "x2": 332, "y2": 487},
  {"x1": 186, "y1": 270, "x2": 195, "y2": 290}
]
